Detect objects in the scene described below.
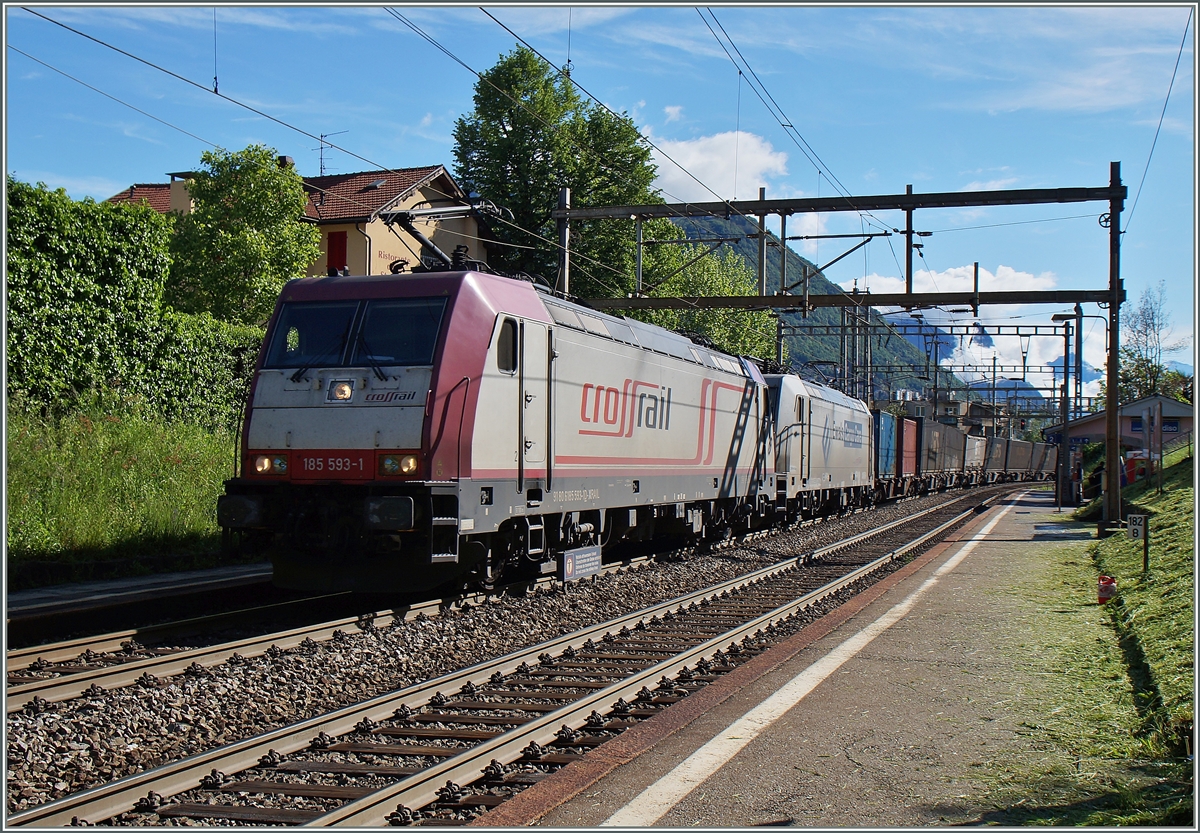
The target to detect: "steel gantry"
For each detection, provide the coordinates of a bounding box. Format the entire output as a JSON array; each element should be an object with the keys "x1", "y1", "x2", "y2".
[{"x1": 554, "y1": 164, "x2": 1126, "y2": 528}]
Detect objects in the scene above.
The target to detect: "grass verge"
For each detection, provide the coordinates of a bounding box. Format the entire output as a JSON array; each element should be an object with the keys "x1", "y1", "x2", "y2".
[
  {"x1": 1090, "y1": 457, "x2": 1195, "y2": 757},
  {"x1": 972, "y1": 462, "x2": 1194, "y2": 825},
  {"x1": 6, "y1": 402, "x2": 250, "y2": 590},
  {"x1": 967, "y1": 531, "x2": 1192, "y2": 825}
]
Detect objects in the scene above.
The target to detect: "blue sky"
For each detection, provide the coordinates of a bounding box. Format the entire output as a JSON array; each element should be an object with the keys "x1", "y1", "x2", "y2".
[{"x1": 5, "y1": 4, "x2": 1196, "y2": 395}]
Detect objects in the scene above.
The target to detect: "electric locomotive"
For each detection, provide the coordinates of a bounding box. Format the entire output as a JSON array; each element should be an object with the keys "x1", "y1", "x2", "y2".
[
  {"x1": 218, "y1": 268, "x2": 795, "y2": 593},
  {"x1": 218, "y1": 264, "x2": 1055, "y2": 595}
]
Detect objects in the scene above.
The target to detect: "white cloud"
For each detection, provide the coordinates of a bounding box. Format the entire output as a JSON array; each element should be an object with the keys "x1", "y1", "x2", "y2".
[
  {"x1": 663, "y1": 105, "x2": 683, "y2": 123},
  {"x1": 648, "y1": 130, "x2": 788, "y2": 203},
  {"x1": 962, "y1": 177, "x2": 1019, "y2": 191}
]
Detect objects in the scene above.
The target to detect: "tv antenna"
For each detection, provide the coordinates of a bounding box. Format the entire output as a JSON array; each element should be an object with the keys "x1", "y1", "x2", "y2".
[{"x1": 314, "y1": 131, "x2": 348, "y2": 176}]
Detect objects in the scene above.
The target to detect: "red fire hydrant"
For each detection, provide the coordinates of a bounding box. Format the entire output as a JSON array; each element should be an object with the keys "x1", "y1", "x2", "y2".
[{"x1": 1098, "y1": 575, "x2": 1117, "y2": 604}]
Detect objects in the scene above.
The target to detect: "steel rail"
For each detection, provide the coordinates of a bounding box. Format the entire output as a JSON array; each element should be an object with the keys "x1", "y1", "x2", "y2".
[
  {"x1": 5, "y1": 557, "x2": 660, "y2": 710},
  {"x1": 6, "y1": 553, "x2": 804, "y2": 827},
  {"x1": 6, "y1": 591, "x2": 351, "y2": 670},
  {"x1": 311, "y1": 493, "x2": 1003, "y2": 826},
  {"x1": 8, "y1": 492, "x2": 998, "y2": 827}
]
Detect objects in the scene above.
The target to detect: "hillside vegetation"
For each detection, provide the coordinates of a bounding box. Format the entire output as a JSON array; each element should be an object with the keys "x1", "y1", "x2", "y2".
[{"x1": 1090, "y1": 456, "x2": 1195, "y2": 755}]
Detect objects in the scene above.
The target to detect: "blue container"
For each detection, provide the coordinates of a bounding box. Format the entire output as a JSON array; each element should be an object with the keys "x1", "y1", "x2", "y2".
[{"x1": 873, "y1": 410, "x2": 897, "y2": 480}]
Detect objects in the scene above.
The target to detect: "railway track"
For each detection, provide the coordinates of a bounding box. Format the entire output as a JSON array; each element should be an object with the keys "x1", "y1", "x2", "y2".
[
  {"x1": 8, "y1": 489, "x2": 1006, "y2": 827},
  {"x1": 5, "y1": 554, "x2": 669, "y2": 713}
]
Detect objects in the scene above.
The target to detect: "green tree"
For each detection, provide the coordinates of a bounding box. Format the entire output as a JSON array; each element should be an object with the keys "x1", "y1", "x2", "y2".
[
  {"x1": 637, "y1": 246, "x2": 778, "y2": 360},
  {"x1": 1098, "y1": 347, "x2": 1194, "y2": 406},
  {"x1": 453, "y1": 47, "x2": 777, "y2": 359},
  {"x1": 1121, "y1": 280, "x2": 1190, "y2": 397},
  {"x1": 1160, "y1": 369, "x2": 1193, "y2": 403},
  {"x1": 453, "y1": 47, "x2": 660, "y2": 297},
  {"x1": 165, "y1": 144, "x2": 320, "y2": 325}
]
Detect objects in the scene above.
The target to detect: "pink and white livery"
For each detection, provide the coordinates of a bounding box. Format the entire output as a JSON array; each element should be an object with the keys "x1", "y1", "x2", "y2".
[{"x1": 218, "y1": 266, "x2": 1049, "y2": 593}]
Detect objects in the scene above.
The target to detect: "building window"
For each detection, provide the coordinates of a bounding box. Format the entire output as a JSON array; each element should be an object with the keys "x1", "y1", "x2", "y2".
[{"x1": 327, "y1": 230, "x2": 348, "y2": 272}]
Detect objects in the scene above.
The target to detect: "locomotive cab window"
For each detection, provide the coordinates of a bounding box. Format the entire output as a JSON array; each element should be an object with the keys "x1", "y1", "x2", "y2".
[
  {"x1": 265, "y1": 297, "x2": 447, "y2": 370},
  {"x1": 350, "y1": 298, "x2": 447, "y2": 367},
  {"x1": 497, "y1": 318, "x2": 518, "y2": 373},
  {"x1": 264, "y1": 301, "x2": 358, "y2": 368}
]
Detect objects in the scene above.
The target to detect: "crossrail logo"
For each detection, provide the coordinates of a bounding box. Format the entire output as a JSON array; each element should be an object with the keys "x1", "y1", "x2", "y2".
[
  {"x1": 579, "y1": 379, "x2": 672, "y2": 437},
  {"x1": 363, "y1": 390, "x2": 418, "y2": 403}
]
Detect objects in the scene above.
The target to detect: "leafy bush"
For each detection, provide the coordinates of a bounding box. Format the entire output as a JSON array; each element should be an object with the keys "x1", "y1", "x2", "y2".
[
  {"x1": 138, "y1": 310, "x2": 264, "y2": 431},
  {"x1": 6, "y1": 176, "x2": 266, "y2": 430},
  {"x1": 6, "y1": 175, "x2": 172, "y2": 408}
]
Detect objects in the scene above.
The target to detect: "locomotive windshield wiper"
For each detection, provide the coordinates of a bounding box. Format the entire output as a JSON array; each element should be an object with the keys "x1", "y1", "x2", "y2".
[
  {"x1": 290, "y1": 334, "x2": 347, "y2": 383},
  {"x1": 355, "y1": 332, "x2": 388, "y2": 381}
]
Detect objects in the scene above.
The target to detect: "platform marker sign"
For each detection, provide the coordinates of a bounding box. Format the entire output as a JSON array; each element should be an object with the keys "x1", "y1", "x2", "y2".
[
  {"x1": 561, "y1": 545, "x2": 602, "y2": 583},
  {"x1": 1127, "y1": 514, "x2": 1150, "y2": 573},
  {"x1": 1127, "y1": 514, "x2": 1146, "y2": 540}
]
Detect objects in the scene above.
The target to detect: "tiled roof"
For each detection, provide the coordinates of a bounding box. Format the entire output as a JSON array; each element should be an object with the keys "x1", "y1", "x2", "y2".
[
  {"x1": 302, "y1": 166, "x2": 460, "y2": 222},
  {"x1": 107, "y1": 183, "x2": 172, "y2": 213},
  {"x1": 105, "y1": 166, "x2": 464, "y2": 223}
]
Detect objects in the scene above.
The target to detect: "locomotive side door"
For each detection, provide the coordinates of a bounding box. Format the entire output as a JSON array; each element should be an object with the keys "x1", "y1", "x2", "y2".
[{"x1": 520, "y1": 321, "x2": 549, "y2": 476}]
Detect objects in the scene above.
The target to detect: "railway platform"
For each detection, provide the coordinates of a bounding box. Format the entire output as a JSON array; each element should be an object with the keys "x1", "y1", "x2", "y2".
[
  {"x1": 477, "y1": 487, "x2": 1099, "y2": 827},
  {"x1": 6, "y1": 561, "x2": 272, "y2": 621}
]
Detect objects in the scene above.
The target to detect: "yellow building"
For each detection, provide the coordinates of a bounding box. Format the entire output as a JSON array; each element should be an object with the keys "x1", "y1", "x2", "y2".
[{"x1": 108, "y1": 162, "x2": 489, "y2": 276}]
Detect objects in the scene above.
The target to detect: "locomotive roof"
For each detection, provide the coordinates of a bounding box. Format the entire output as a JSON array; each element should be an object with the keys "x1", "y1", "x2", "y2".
[
  {"x1": 764, "y1": 373, "x2": 870, "y2": 411},
  {"x1": 277, "y1": 270, "x2": 754, "y2": 378}
]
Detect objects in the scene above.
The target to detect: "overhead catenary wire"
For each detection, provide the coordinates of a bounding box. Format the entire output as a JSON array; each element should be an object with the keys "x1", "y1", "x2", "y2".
[
  {"x1": 9, "y1": 41, "x2": 547, "y2": 280},
  {"x1": 699, "y1": 8, "x2": 892, "y2": 236},
  {"x1": 18, "y1": 6, "x2": 633, "y2": 297},
  {"x1": 476, "y1": 7, "x2": 763, "y2": 225},
  {"x1": 1124, "y1": 5, "x2": 1192, "y2": 234},
  {"x1": 7, "y1": 45, "x2": 218, "y2": 149}
]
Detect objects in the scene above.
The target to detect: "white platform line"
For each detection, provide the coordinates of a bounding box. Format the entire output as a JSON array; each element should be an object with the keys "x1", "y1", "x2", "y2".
[{"x1": 601, "y1": 500, "x2": 1016, "y2": 827}]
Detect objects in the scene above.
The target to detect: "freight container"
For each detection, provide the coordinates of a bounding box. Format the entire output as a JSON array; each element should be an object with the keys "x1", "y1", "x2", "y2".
[
  {"x1": 922, "y1": 421, "x2": 964, "y2": 474},
  {"x1": 1031, "y1": 443, "x2": 1048, "y2": 476},
  {"x1": 899, "y1": 417, "x2": 919, "y2": 477},
  {"x1": 873, "y1": 410, "x2": 897, "y2": 480},
  {"x1": 984, "y1": 436, "x2": 1008, "y2": 475},
  {"x1": 1043, "y1": 444, "x2": 1058, "y2": 476},
  {"x1": 1007, "y1": 439, "x2": 1034, "y2": 473},
  {"x1": 964, "y1": 434, "x2": 987, "y2": 470}
]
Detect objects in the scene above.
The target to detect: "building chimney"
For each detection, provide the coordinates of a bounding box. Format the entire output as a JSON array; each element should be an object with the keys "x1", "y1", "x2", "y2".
[{"x1": 277, "y1": 155, "x2": 295, "y2": 169}]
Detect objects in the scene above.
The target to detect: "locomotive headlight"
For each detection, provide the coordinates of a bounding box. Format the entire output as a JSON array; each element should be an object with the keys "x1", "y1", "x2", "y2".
[
  {"x1": 331, "y1": 381, "x2": 353, "y2": 401},
  {"x1": 254, "y1": 454, "x2": 288, "y2": 475},
  {"x1": 379, "y1": 453, "x2": 419, "y2": 476}
]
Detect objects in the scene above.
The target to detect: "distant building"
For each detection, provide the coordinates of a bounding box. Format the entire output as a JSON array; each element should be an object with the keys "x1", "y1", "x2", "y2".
[
  {"x1": 108, "y1": 162, "x2": 489, "y2": 277},
  {"x1": 1042, "y1": 394, "x2": 1194, "y2": 449}
]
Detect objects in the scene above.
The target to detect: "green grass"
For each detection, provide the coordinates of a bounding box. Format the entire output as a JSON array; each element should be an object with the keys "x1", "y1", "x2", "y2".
[
  {"x1": 6, "y1": 402, "x2": 248, "y2": 589},
  {"x1": 1090, "y1": 457, "x2": 1195, "y2": 756},
  {"x1": 975, "y1": 456, "x2": 1194, "y2": 825},
  {"x1": 967, "y1": 523, "x2": 1194, "y2": 826}
]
